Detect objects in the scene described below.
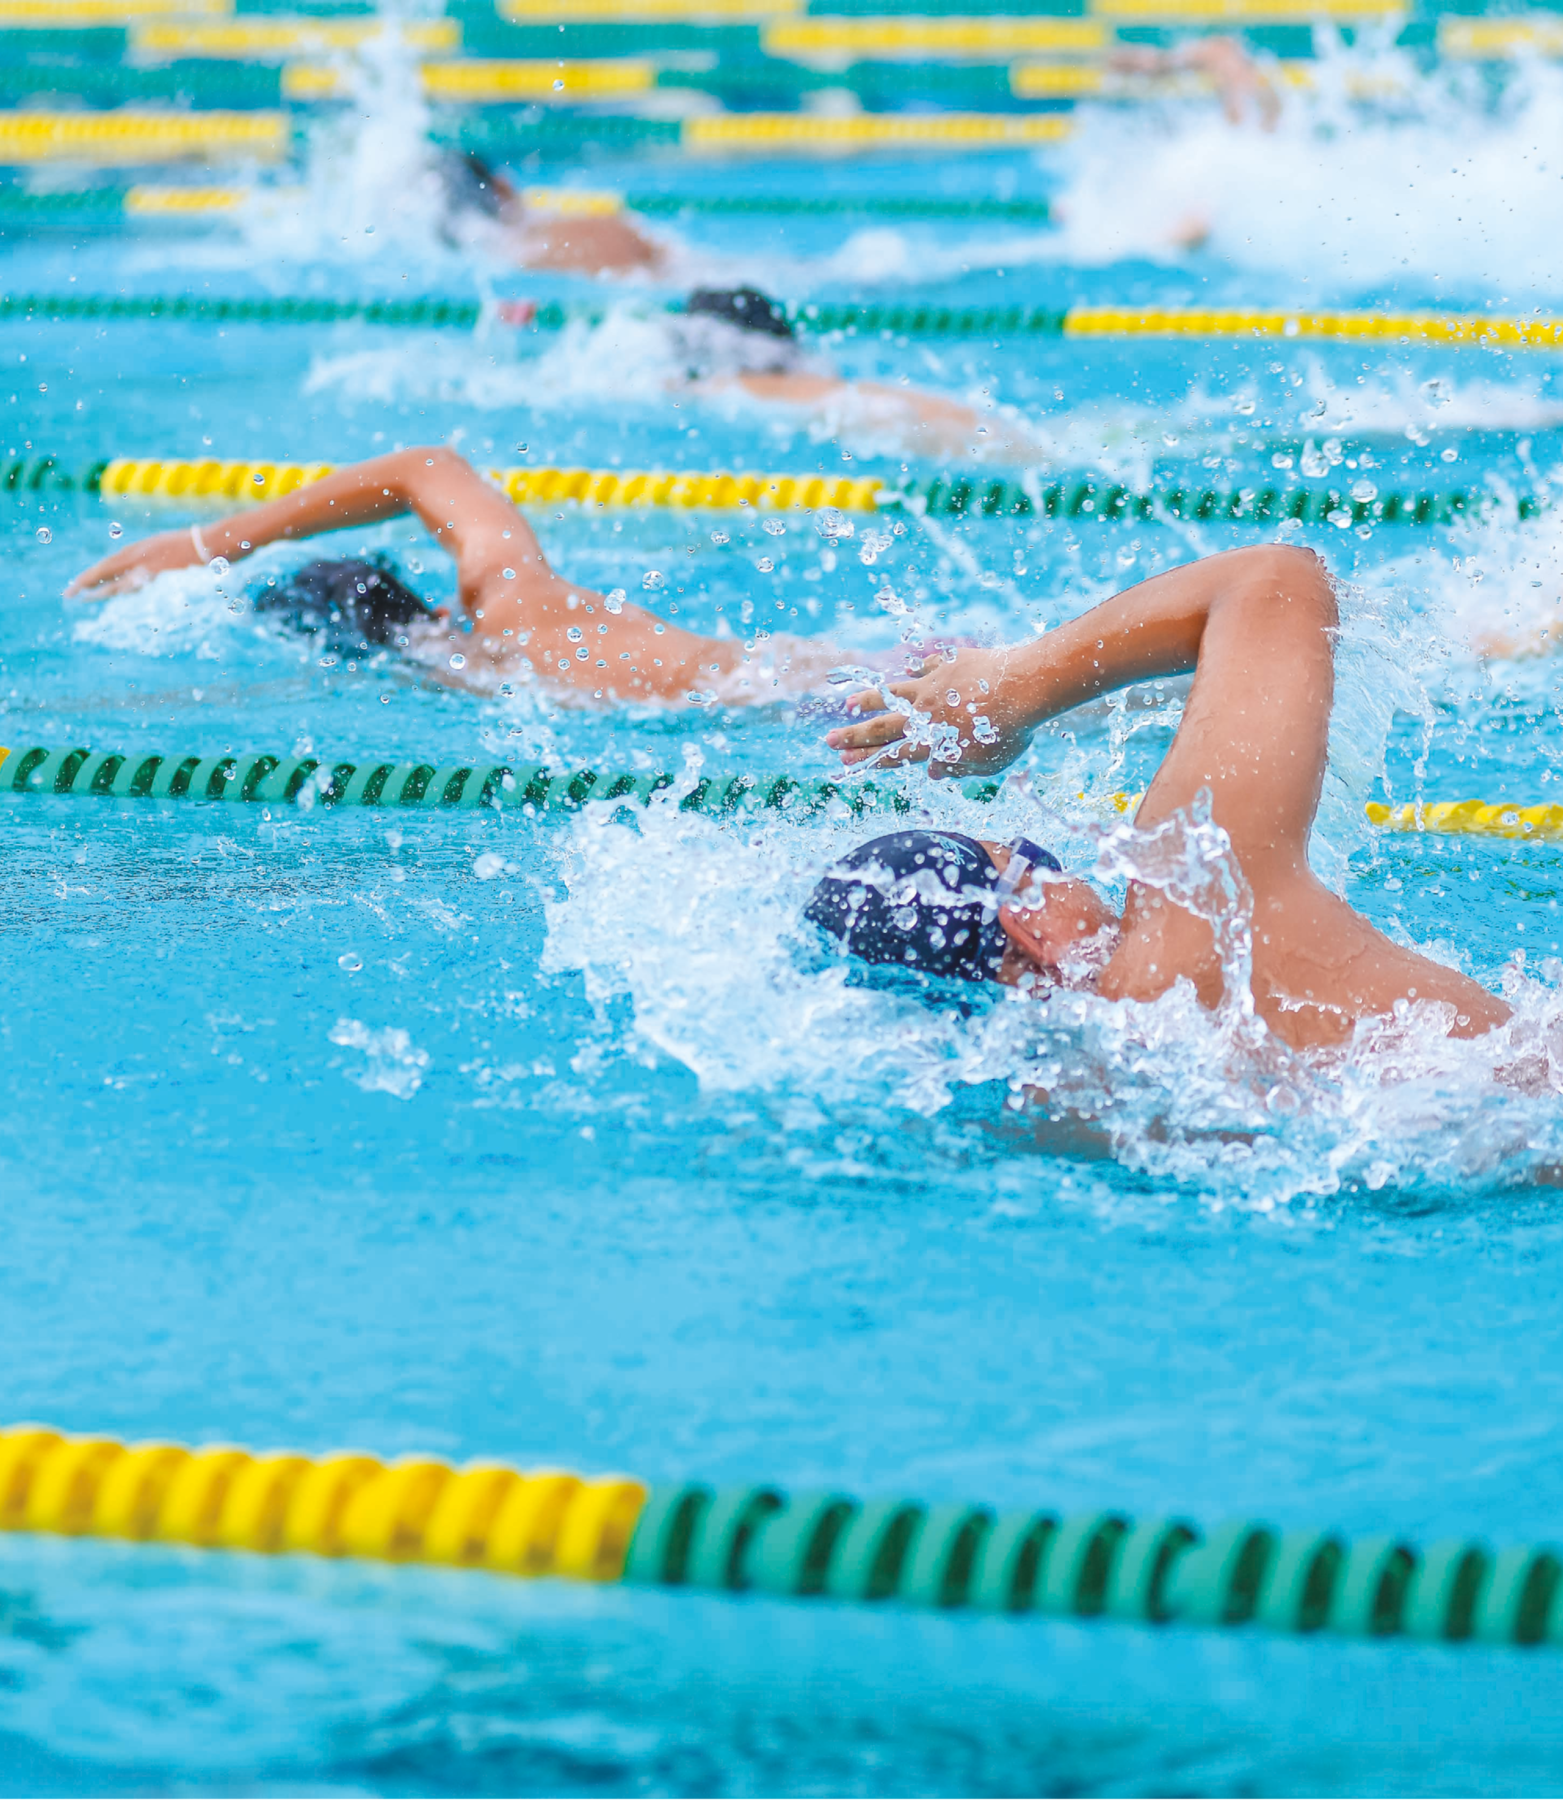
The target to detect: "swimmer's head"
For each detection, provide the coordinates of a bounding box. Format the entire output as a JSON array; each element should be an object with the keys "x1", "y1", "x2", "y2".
[
  {"x1": 253, "y1": 558, "x2": 428, "y2": 658},
  {"x1": 685, "y1": 286, "x2": 794, "y2": 342},
  {"x1": 804, "y1": 830, "x2": 1064, "y2": 986},
  {"x1": 436, "y1": 149, "x2": 513, "y2": 220},
  {"x1": 675, "y1": 287, "x2": 805, "y2": 380}
]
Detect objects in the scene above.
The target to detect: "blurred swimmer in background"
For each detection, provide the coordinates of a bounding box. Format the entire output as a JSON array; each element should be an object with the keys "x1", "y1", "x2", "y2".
[
  {"x1": 65, "y1": 447, "x2": 902, "y2": 705},
  {"x1": 436, "y1": 150, "x2": 670, "y2": 277},
  {"x1": 565, "y1": 284, "x2": 1046, "y2": 462}
]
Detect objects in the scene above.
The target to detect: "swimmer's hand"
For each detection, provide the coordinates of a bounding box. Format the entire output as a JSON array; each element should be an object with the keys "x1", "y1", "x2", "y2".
[
  {"x1": 65, "y1": 529, "x2": 204, "y2": 600},
  {"x1": 824, "y1": 646, "x2": 1034, "y2": 777}
]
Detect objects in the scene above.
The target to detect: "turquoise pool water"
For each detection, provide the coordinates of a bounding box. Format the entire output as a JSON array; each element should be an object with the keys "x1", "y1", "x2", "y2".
[{"x1": 8, "y1": 79, "x2": 1563, "y2": 1793}]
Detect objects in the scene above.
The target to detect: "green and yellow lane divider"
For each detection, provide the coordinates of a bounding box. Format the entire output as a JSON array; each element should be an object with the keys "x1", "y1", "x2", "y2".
[
  {"x1": 0, "y1": 450, "x2": 1541, "y2": 530},
  {"x1": 8, "y1": 285, "x2": 1561, "y2": 352},
  {"x1": 0, "y1": 0, "x2": 227, "y2": 21},
  {"x1": 0, "y1": 186, "x2": 1056, "y2": 227},
  {"x1": 0, "y1": 109, "x2": 287, "y2": 165},
  {"x1": 0, "y1": 1422, "x2": 1557, "y2": 1649},
  {"x1": 130, "y1": 16, "x2": 460, "y2": 57},
  {"x1": 2, "y1": 744, "x2": 1560, "y2": 848}
]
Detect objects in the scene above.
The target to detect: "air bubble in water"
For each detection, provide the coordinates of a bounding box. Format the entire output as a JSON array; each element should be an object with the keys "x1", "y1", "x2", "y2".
[
  {"x1": 35, "y1": 526, "x2": 51, "y2": 544},
  {"x1": 338, "y1": 952, "x2": 363, "y2": 973},
  {"x1": 642, "y1": 570, "x2": 664, "y2": 590},
  {"x1": 605, "y1": 589, "x2": 625, "y2": 613},
  {"x1": 449, "y1": 652, "x2": 467, "y2": 670},
  {"x1": 108, "y1": 521, "x2": 123, "y2": 539}
]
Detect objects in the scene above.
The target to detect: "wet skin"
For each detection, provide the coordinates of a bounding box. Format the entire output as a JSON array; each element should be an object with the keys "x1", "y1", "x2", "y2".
[{"x1": 827, "y1": 545, "x2": 1511, "y2": 1050}]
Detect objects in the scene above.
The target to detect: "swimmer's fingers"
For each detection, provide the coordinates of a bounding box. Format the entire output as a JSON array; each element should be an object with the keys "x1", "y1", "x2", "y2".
[
  {"x1": 825, "y1": 686, "x2": 929, "y2": 767},
  {"x1": 65, "y1": 531, "x2": 198, "y2": 600}
]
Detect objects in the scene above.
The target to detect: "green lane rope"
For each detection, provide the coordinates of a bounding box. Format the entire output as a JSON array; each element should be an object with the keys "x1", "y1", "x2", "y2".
[
  {"x1": 2, "y1": 1423, "x2": 1559, "y2": 1651},
  {"x1": 0, "y1": 187, "x2": 1052, "y2": 228},
  {"x1": 5, "y1": 745, "x2": 1561, "y2": 847},
  {"x1": 1, "y1": 451, "x2": 1538, "y2": 530},
  {"x1": 0, "y1": 743, "x2": 927, "y2": 821},
  {"x1": 9, "y1": 289, "x2": 1560, "y2": 353}
]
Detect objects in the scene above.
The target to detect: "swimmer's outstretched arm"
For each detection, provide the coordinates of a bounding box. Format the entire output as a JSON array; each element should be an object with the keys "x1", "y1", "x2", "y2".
[{"x1": 65, "y1": 448, "x2": 782, "y2": 703}]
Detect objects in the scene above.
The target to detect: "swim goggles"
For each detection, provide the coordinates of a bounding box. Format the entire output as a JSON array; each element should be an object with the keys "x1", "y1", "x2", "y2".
[{"x1": 992, "y1": 835, "x2": 1063, "y2": 906}]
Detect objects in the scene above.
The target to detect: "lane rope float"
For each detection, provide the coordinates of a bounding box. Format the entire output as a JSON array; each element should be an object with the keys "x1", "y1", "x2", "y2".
[
  {"x1": 0, "y1": 187, "x2": 1056, "y2": 226},
  {"x1": 8, "y1": 287, "x2": 1563, "y2": 351},
  {"x1": 5, "y1": 452, "x2": 1539, "y2": 528},
  {"x1": 0, "y1": 1423, "x2": 1558, "y2": 1651},
  {"x1": 1, "y1": 745, "x2": 1558, "y2": 845}
]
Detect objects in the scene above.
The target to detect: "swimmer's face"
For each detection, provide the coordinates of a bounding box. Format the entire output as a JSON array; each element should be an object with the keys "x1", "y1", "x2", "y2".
[{"x1": 992, "y1": 874, "x2": 1117, "y2": 988}]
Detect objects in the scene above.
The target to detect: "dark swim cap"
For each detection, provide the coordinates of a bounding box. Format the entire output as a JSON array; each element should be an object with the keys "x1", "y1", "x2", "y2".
[
  {"x1": 438, "y1": 148, "x2": 509, "y2": 220},
  {"x1": 804, "y1": 830, "x2": 1062, "y2": 985},
  {"x1": 685, "y1": 286, "x2": 794, "y2": 341},
  {"x1": 254, "y1": 558, "x2": 427, "y2": 658}
]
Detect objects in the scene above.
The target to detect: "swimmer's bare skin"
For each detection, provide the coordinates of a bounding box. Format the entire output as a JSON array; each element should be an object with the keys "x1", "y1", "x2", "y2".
[
  {"x1": 727, "y1": 372, "x2": 1039, "y2": 461},
  {"x1": 826, "y1": 545, "x2": 1511, "y2": 1050},
  {"x1": 64, "y1": 448, "x2": 835, "y2": 703}
]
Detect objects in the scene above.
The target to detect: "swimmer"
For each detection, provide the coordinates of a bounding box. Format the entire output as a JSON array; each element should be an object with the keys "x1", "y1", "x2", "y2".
[
  {"x1": 63, "y1": 447, "x2": 839, "y2": 703},
  {"x1": 812, "y1": 545, "x2": 1511, "y2": 1050},
  {"x1": 669, "y1": 286, "x2": 1041, "y2": 463},
  {"x1": 437, "y1": 151, "x2": 668, "y2": 278}
]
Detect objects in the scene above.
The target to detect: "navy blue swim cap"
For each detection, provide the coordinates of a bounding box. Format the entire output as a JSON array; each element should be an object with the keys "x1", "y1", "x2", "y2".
[
  {"x1": 804, "y1": 830, "x2": 1062, "y2": 985},
  {"x1": 254, "y1": 558, "x2": 427, "y2": 658}
]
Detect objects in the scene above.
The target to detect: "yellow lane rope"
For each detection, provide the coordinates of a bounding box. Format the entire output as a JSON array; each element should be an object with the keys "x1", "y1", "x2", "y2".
[
  {"x1": 96, "y1": 456, "x2": 885, "y2": 513},
  {"x1": 0, "y1": 1425, "x2": 644, "y2": 1580},
  {"x1": 0, "y1": 0, "x2": 227, "y2": 19},
  {"x1": 1063, "y1": 304, "x2": 1563, "y2": 351},
  {"x1": 0, "y1": 112, "x2": 288, "y2": 166},
  {"x1": 130, "y1": 19, "x2": 459, "y2": 58},
  {"x1": 1365, "y1": 799, "x2": 1563, "y2": 842},
  {"x1": 685, "y1": 112, "x2": 1074, "y2": 152},
  {"x1": 1439, "y1": 18, "x2": 1563, "y2": 58},
  {"x1": 499, "y1": 0, "x2": 800, "y2": 17},
  {"x1": 1089, "y1": 0, "x2": 1401, "y2": 16},
  {"x1": 764, "y1": 16, "x2": 1111, "y2": 58}
]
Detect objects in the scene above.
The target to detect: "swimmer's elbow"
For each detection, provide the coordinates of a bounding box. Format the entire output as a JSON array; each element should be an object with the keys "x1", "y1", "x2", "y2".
[{"x1": 1233, "y1": 544, "x2": 1338, "y2": 629}]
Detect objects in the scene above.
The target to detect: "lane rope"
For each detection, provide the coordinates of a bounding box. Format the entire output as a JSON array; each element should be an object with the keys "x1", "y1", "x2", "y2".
[
  {"x1": 9, "y1": 290, "x2": 1561, "y2": 351},
  {"x1": 2, "y1": 746, "x2": 1557, "y2": 844},
  {"x1": 0, "y1": 187, "x2": 1055, "y2": 224},
  {"x1": 0, "y1": 1423, "x2": 1557, "y2": 1649},
  {"x1": 2, "y1": 452, "x2": 1534, "y2": 528}
]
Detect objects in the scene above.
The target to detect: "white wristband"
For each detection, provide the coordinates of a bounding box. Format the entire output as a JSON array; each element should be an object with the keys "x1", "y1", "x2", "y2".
[{"x1": 189, "y1": 522, "x2": 213, "y2": 564}]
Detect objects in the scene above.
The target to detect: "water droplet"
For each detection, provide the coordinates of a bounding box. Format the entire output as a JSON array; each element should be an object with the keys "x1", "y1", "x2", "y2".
[
  {"x1": 762, "y1": 518, "x2": 786, "y2": 537},
  {"x1": 552, "y1": 76, "x2": 564, "y2": 89},
  {"x1": 34, "y1": 526, "x2": 50, "y2": 544},
  {"x1": 515, "y1": 442, "x2": 527, "y2": 454},
  {"x1": 946, "y1": 689, "x2": 961, "y2": 706},
  {"x1": 604, "y1": 588, "x2": 625, "y2": 614},
  {"x1": 108, "y1": 521, "x2": 123, "y2": 540},
  {"x1": 208, "y1": 556, "x2": 229, "y2": 576},
  {"x1": 575, "y1": 645, "x2": 589, "y2": 659},
  {"x1": 338, "y1": 952, "x2": 363, "y2": 973},
  {"x1": 710, "y1": 528, "x2": 730, "y2": 545},
  {"x1": 502, "y1": 567, "x2": 516, "y2": 579},
  {"x1": 757, "y1": 556, "x2": 775, "y2": 572},
  {"x1": 566, "y1": 625, "x2": 584, "y2": 642},
  {"x1": 450, "y1": 652, "x2": 467, "y2": 670},
  {"x1": 642, "y1": 570, "x2": 664, "y2": 590},
  {"x1": 251, "y1": 472, "x2": 266, "y2": 486}
]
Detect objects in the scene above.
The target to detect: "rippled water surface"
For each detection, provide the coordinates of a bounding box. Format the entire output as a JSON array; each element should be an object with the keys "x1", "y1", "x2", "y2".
[{"x1": 6, "y1": 39, "x2": 1563, "y2": 1795}]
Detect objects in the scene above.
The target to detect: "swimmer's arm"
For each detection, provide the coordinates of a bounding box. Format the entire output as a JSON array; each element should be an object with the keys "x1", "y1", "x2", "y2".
[
  {"x1": 827, "y1": 544, "x2": 1335, "y2": 866},
  {"x1": 65, "y1": 447, "x2": 510, "y2": 598}
]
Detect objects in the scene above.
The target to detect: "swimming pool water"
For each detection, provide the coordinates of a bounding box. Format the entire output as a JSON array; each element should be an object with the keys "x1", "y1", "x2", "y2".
[{"x1": 7, "y1": 93, "x2": 1563, "y2": 1793}]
